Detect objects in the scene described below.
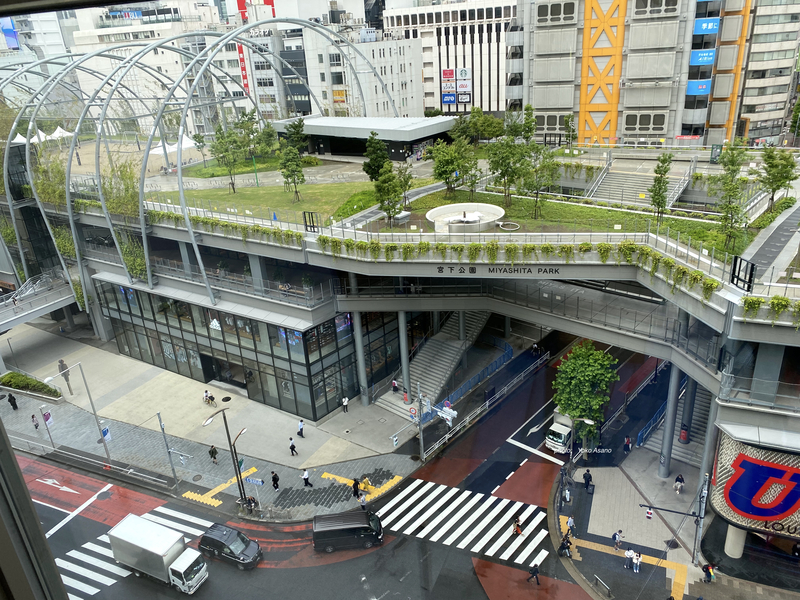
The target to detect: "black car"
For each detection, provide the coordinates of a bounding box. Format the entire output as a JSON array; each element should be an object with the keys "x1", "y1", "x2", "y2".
[{"x1": 198, "y1": 524, "x2": 262, "y2": 570}]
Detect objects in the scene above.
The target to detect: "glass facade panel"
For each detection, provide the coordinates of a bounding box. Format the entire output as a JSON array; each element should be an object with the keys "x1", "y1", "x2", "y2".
[
  {"x1": 207, "y1": 309, "x2": 223, "y2": 340},
  {"x1": 268, "y1": 324, "x2": 288, "y2": 359},
  {"x1": 287, "y1": 329, "x2": 305, "y2": 364},
  {"x1": 307, "y1": 328, "x2": 320, "y2": 363}
]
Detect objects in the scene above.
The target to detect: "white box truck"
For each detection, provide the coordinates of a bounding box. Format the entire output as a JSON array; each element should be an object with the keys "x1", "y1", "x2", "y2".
[
  {"x1": 545, "y1": 407, "x2": 573, "y2": 455},
  {"x1": 107, "y1": 514, "x2": 208, "y2": 595}
]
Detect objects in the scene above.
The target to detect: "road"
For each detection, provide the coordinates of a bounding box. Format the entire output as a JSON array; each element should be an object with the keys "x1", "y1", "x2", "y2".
[{"x1": 21, "y1": 334, "x2": 649, "y2": 600}]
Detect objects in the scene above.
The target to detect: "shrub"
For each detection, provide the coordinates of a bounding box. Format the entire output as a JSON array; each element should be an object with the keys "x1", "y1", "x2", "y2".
[
  {"x1": 690, "y1": 212, "x2": 704, "y2": 219},
  {"x1": 597, "y1": 242, "x2": 613, "y2": 263},
  {"x1": 343, "y1": 238, "x2": 356, "y2": 255},
  {"x1": 558, "y1": 244, "x2": 575, "y2": 263},
  {"x1": 301, "y1": 155, "x2": 321, "y2": 166},
  {"x1": 701, "y1": 278, "x2": 720, "y2": 302},
  {"x1": 417, "y1": 241, "x2": 431, "y2": 256},
  {"x1": 578, "y1": 242, "x2": 592, "y2": 254},
  {"x1": 661, "y1": 257, "x2": 675, "y2": 280},
  {"x1": 451, "y1": 243, "x2": 465, "y2": 262},
  {"x1": 672, "y1": 211, "x2": 688, "y2": 218},
  {"x1": 355, "y1": 240, "x2": 369, "y2": 257},
  {"x1": 769, "y1": 295, "x2": 791, "y2": 325},
  {"x1": 384, "y1": 243, "x2": 398, "y2": 262},
  {"x1": 368, "y1": 239, "x2": 382, "y2": 261},
  {"x1": 317, "y1": 235, "x2": 330, "y2": 253},
  {"x1": 401, "y1": 243, "x2": 416, "y2": 261},
  {"x1": 741, "y1": 296, "x2": 764, "y2": 321},
  {"x1": 435, "y1": 242, "x2": 448, "y2": 261},
  {"x1": 468, "y1": 242, "x2": 483, "y2": 263},
  {"x1": 672, "y1": 265, "x2": 689, "y2": 293},
  {"x1": 540, "y1": 243, "x2": 556, "y2": 258},
  {"x1": 688, "y1": 270, "x2": 704, "y2": 289},
  {"x1": 650, "y1": 253, "x2": 662, "y2": 279},
  {"x1": 485, "y1": 240, "x2": 500, "y2": 263},
  {"x1": 329, "y1": 237, "x2": 342, "y2": 257},
  {"x1": 596, "y1": 201, "x2": 609, "y2": 207},
  {"x1": 505, "y1": 242, "x2": 519, "y2": 265},
  {"x1": 0, "y1": 372, "x2": 60, "y2": 398},
  {"x1": 522, "y1": 244, "x2": 538, "y2": 261},
  {"x1": 616, "y1": 240, "x2": 638, "y2": 264}
]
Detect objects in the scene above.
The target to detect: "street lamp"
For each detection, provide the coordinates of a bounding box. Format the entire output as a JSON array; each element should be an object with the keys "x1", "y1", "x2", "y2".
[
  {"x1": 202, "y1": 400, "x2": 246, "y2": 506},
  {"x1": 44, "y1": 362, "x2": 110, "y2": 465},
  {"x1": 570, "y1": 417, "x2": 595, "y2": 465}
]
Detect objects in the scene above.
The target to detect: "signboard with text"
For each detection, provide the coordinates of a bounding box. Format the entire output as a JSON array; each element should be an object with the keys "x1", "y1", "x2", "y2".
[
  {"x1": 694, "y1": 17, "x2": 719, "y2": 34},
  {"x1": 441, "y1": 81, "x2": 456, "y2": 92},
  {"x1": 237, "y1": 44, "x2": 250, "y2": 96},
  {"x1": 686, "y1": 79, "x2": 711, "y2": 95},
  {"x1": 458, "y1": 93, "x2": 472, "y2": 104},
  {"x1": 442, "y1": 93, "x2": 456, "y2": 104},
  {"x1": 456, "y1": 80, "x2": 472, "y2": 93},
  {"x1": 690, "y1": 49, "x2": 716, "y2": 65},
  {"x1": 456, "y1": 67, "x2": 471, "y2": 80},
  {"x1": 442, "y1": 68, "x2": 455, "y2": 80}
]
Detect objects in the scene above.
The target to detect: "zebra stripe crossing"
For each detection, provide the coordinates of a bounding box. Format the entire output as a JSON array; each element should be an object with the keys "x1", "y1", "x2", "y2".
[
  {"x1": 55, "y1": 505, "x2": 213, "y2": 600},
  {"x1": 376, "y1": 480, "x2": 550, "y2": 567}
]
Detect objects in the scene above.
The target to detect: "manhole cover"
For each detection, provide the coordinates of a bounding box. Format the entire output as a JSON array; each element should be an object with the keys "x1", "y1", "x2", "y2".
[
  {"x1": 378, "y1": 418, "x2": 386, "y2": 423},
  {"x1": 357, "y1": 420, "x2": 365, "y2": 425},
  {"x1": 344, "y1": 429, "x2": 351, "y2": 434},
  {"x1": 664, "y1": 539, "x2": 680, "y2": 549},
  {"x1": 193, "y1": 475, "x2": 202, "y2": 482},
  {"x1": 410, "y1": 455, "x2": 421, "y2": 462},
  {"x1": 97, "y1": 491, "x2": 111, "y2": 500}
]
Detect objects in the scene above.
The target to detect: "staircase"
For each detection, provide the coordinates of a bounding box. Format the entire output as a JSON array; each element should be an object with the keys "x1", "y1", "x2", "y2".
[
  {"x1": 592, "y1": 170, "x2": 656, "y2": 204},
  {"x1": 641, "y1": 385, "x2": 713, "y2": 468},
  {"x1": 374, "y1": 311, "x2": 491, "y2": 419}
]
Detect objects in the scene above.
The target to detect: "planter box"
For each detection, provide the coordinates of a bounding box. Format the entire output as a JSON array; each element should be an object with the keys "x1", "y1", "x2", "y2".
[{"x1": 0, "y1": 383, "x2": 65, "y2": 405}]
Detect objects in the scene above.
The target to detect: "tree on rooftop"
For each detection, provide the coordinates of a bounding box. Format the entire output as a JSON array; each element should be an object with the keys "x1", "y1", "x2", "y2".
[
  {"x1": 395, "y1": 161, "x2": 413, "y2": 206},
  {"x1": 520, "y1": 143, "x2": 559, "y2": 219},
  {"x1": 375, "y1": 162, "x2": 403, "y2": 223},
  {"x1": 488, "y1": 135, "x2": 530, "y2": 207},
  {"x1": 750, "y1": 147, "x2": 798, "y2": 212},
  {"x1": 280, "y1": 145, "x2": 304, "y2": 203},
  {"x1": 648, "y1": 152, "x2": 674, "y2": 226},
  {"x1": 707, "y1": 138, "x2": 749, "y2": 252},
  {"x1": 427, "y1": 137, "x2": 472, "y2": 194},
  {"x1": 564, "y1": 113, "x2": 577, "y2": 153},
  {"x1": 285, "y1": 117, "x2": 307, "y2": 153},
  {"x1": 521, "y1": 104, "x2": 537, "y2": 144},
  {"x1": 363, "y1": 131, "x2": 390, "y2": 181},
  {"x1": 191, "y1": 133, "x2": 207, "y2": 168},
  {"x1": 209, "y1": 124, "x2": 245, "y2": 193},
  {"x1": 552, "y1": 340, "x2": 619, "y2": 459}
]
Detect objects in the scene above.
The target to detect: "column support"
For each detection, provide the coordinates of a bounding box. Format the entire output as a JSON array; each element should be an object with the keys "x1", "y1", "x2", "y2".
[
  {"x1": 658, "y1": 365, "x2": 682, "y2": 478},
  {"x1": 398, "y1": 310, "x2": 411, "y2": 403},
  {"x1": 724, "y1": 524, "x2": 747, "y2": 559},
  {"x1": 458, "y1": 311, "x2": 466, "y2": 340},
  {"x1": 348, "y1": 273, "x2": 368, "y2": 406},
  {"x1": 504, "y1": 315, "x2": 511, "y2": 338},
  {"x1": 433, "y1": 311, "x2": 440, "y2": 334}
]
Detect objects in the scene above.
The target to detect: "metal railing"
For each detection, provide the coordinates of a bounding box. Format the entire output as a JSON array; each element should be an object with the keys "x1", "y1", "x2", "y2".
[
  {"x1": 585, "y1": 151, "x2": 613, "y2": 198},
  {"x1": 150, "y1": 257, "x2": 334, "y2": 308},
  {"x1": 666, "y1": 164, "x2": 693, "y2": 209},
  {"x1": 720, "y1": 373, "x2": 800, "y2": 412},
  {"x1": 424, "y1": 351, "x2": 550, "y2": 459},
  {"x1": 636, "y1": 374, "x2": 686, "y2": 447}
]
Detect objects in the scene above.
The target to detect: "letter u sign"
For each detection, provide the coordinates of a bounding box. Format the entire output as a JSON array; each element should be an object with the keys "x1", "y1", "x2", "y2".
[{"x1": 724, "y1": 454, "x2": 800, "y2": 521}]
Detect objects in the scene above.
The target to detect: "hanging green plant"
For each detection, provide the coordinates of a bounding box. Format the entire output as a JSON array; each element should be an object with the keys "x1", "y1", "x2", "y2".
[
  {"x1": 486, "y1": 240, "x2": 500, "y2": 264},
  {"x1": 355, "y1": 240, "x2": 369, "y2": 257},
  {"x1": 401, "y1": 243, "x2": 416, "y2": 261},
  {"x1": 540, "y1": 243, "x2": 556, "y2": 258},
  {"x1": 688, "y1": 270, "x2": 704, "y2": 290},
  {"x1": 792, "y1": 300, "x2": 800, "y2": 331},
  {"x1": 329, "y1": 237, "x2": 342, "y2": 257},
  {"x1": 369, "y1": 239, "x2": 382, "y2": 261},
  {"x1": 52, "y1": 226, "x2": 76, "y2": 258},
  {"x1": 522, "y1": 244, "x2": 538, "y2": 262},
  {"x1": 317, "y1": 235, "x2": 330, "y2": 253},
  {"x1": 451, "y1": 243, "x2": 465, "y2": 262},
  {"x1": 417, "y1": 241, "x2": 431, "y2": 256},
  {"x1": 691, "y1": 172, "x2": 705, "y2": 189},
  {"x1": 468, "y1": 242, "x2": 483, "y2": 263},
  {"x1": 0, "y1": 220, "x2": 15, "y2": 246},
  {"x1": 384, "y1": 242, "x2": 398, "y2": 262},
  {"x1": 701, "y1": 278, "x2": 719, "y2": 302},
  {"x1": 434, "y1": 242, "x2": 448, "y2": 261},
  {"x1": 557, "y1": 244, "x2": 575, "y2": 263},
  {"x1": 661, "y1": 257, "x2": 675, "y2": 280},
  {"x1": 118, "y1": 234, "x2": 147, "y2": 280},
  {"x1": 71, "y1": 277, "x2": 86, "y2": 310},
  {"x1": 671, "y1": 265, "x2": 689, "y2": 293},
  {"x1": 768, "y1": 295, "x2": 791, "y2": 325},
  {"x1": 650, "y1": 253, "x2": 662, "y2": 279},
  {"x1": 597, "y1": 242, "x2": 613, "y2": 263},
  {"x1": 741, "y1": 296, "x2": 764, "y2": 321},
  {"x1": 585, "y1": 164, "x2": 596, "y2": 182},
  {"x1": 616, "y1": 240, "x2": 638, "y2": 265},
  {"x1": 636, "y1": 245, "x2": 652, "y2": 268},
  {"x1": 293, "y1": 231, "x2": 304, "y2": 246},
  {"x1": 505, "y1": 243, "x2": 519, "y2": 265},
  {"x1": 344, "y1": 238, "x2": 356, "y2": 255},
  {"x1": 578, "y1": 242, "x2": 592, "y2": 255}
]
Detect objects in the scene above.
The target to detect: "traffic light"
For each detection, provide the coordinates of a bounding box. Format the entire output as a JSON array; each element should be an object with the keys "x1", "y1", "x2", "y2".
[
  {"x1": 238, "y1": 457, "x2": 244, "y2": 471},
  {"x1": 392, "y1": 435, "x2": 398, "y2": 447},
  {"x1": 646, "y1": 508, "x2": 653, "y2": 520}
]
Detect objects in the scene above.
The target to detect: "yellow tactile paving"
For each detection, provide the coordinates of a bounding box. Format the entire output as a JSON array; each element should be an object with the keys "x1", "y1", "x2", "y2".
[
  {"x1": 182, "y1": 466, "x2": 258, "y2": 507},
  {"x1": 321, "y1": 472, "x2": 403, "y2": 500}
]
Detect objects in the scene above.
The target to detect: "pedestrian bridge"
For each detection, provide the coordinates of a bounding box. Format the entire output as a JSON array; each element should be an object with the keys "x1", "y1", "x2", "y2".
[{"x1": 0, "y1": 269, "x2": 75, "y2": 331}]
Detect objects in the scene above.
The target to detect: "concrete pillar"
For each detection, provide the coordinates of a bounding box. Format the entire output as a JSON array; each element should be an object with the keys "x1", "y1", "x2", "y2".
[
  {"x1": 678, "y1": 378, "x2": 698, "y2": 444},
  {"x1": 504, "y1": 315, "x2": 511, "y2": 338},
  {"x1": 724, "y1": 524, "x2": 747, "y2": 559},
  {"x1": 63, "y1": 307, "x2": 75, "y2": 331},
  {"x1": 658, "y1": 366, "x2": 683, "y2": 478},
  {"x1": 398, "y1": 310, "x2": 411, "y2": 402},
  {"x1": 178, "y1": 241, "x2": 197, "y2": 277},
  {"x1": 458, "y1": 311, "x2": 466, "y2": 340},
  {"x1": 89, "y1": 302, "x2": 114, "y2": 342},
  {"x1": 348, "y1": 273, "x2": 368, "y2": 406},
  {"x1": 751, "y1": 343, "x2": 784, "y2": 403},
  {"x1": 248, "y1": 254, "x2": 265, "y2": 293},
  {"x1": 433, "y1": 311, "x2": 440, "y2": 334},
  {"x1": 697, "y1": 395, "x2": 720, "y2": 496}
]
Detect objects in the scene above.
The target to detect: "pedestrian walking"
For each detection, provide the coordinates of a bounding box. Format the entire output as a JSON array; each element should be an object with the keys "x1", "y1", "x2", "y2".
[
  {"x1": 31, "y1": 415, "x2": 39, "y2": 431},
  {"x1": 612, "y1": 530, "x2": 624, "y2": 551},
  {"x1": 58, "y1": 359, "x2": 73, "y2": 395},
  {"x1": 531, "y1": 343, "x2": 539, "y2": 356},
  {"x1": 701, "y1": 564, "x2": 715, "y2": 583},
  {"x1": 392, "y1": 379, "x2": 398, "y2": 394},
  {"x1": 208, "y1": 445, "x2": 218, "y2": 464},
  {"x1": 7, "y1": 393, "x2": 17, "y2": 410},
  {"x1": 633, "y1": 552, "x2": 641, "y2": 573},
  {"x1": 623, "y1": 436, "x2": 632, "y2": 455},
  {"x1": 297, "y1": 419, "x2": 304, "y2": 437},
  {"x1": 583, "y1": 469, "x2": 593, "y2": 490},
  {"x1": 557, "y1": 536, "x2": 572, "y2": 558},
  {"x1": 624, "y1": 547, "x2": 634, "y2": 569},
  {"x1": 352, "y1": 478, "x2": 360, "y2": 498},
  {"x1": 289, "y1": 437, "x2": 297, "y2": 456},
  {"x1": 301, "y1": 469, "x2": 313, "y2": 487},
  {"x1": 526, "y1": 564, "x2": 540, "y2": 585},
  {"x1": 512, "y1": 517, "x2": 523, "y2": 536},
  {"x1": 342, "y1": 396, "x2": 349, "y2": 413},
  {"x1": 673, "y1": 474, "x2": 685, "y2": 494},
  {"x1": 567, "y1": 515, "x2": 577, "y2": 538},
  {"x1": 359, "y1": 494, "x2": 367, "y2": 511},
  {"x1": 271, "y1": 471, "x2": 280, "y2": 491},
  {"x1": 792, "y1": 542, "x2": 800, "y2": 564}
]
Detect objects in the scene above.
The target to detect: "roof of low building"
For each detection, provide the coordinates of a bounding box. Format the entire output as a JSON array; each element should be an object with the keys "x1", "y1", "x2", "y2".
[{"x1": 272, "y1": 115, "x2": 455, "y2": 142}]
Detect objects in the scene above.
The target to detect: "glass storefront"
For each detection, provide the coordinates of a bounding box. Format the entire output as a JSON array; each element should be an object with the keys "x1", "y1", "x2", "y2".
[{"x1": 97, "y1": 281, "x2": 362, "y2": 421}]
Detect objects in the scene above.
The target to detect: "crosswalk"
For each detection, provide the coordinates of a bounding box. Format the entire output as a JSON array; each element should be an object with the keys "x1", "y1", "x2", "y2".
[
  {"x1": 56, "y1": 506, "x2": 214, "y2": 600},
  {"x1": 375, "y1": 479, "x2": 550, "y2": 568}
]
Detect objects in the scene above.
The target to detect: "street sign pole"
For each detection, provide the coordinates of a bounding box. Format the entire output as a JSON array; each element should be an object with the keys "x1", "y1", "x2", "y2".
[{"x1": 157, "y1": 412, "x2": 179, "y2": 491}]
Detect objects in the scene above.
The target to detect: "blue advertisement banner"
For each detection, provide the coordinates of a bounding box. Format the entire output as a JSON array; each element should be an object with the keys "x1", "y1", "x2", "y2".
[
  {"x1": 694, "y1": 17, "x2": 719, "y2": 35},
  {"x1": 686, "y1": 79, "x2": 712, "y2": 95},
  {"x1": 690, "y1": 49, "x2": 716, "y2": 66},
  {"x1": 442, "y1": 93, "x2": 456, "y2": 105}
]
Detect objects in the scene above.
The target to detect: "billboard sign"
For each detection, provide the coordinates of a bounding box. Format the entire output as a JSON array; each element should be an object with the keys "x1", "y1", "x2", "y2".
[
  {"x1": 458, "y1": 93, "x2": 472, "y2": 104},
  {"x1": 442, "y1": 93, "x2": 457, "y2": 104},
  {"x1": 441, "y1": 81, "x2": 456, "y2": 92},
  {"x1": 710, "y1": 433, "x2": 800, "y2": 540},
  {"x1": 442, "y1": 69, "x2": 455, "y2": 80},
  {"x1": 456, "y1": 67, "x2": 471, "y2": 80},
  {"x1": 456, "y1": 80, "x2": 472, "y2": 92},
  {"x1": 237, "y1": 44, "x2": 250, "y2": 95},
  {"x1": 694, "y1": 18, "x2": 719, "y2": 35},
  {"x1": 0, "y1": 18, "x2": 18, "y2": 50},
  {"x1": 686, "y1": 79, "x2": 711, "y2": 95},
  {"x1": 690, "y1": 49, "x2": 716, "y2": 65}
]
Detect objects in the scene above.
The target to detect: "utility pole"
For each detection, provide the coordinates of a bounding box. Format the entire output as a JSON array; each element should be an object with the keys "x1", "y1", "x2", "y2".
[
  {"x1": 417, "y1": 382, "x2": 425, "y2": 463},
  {"x1": 158, "y1": 412, "x2": 179, "y2": 491},
  {"x1": 693, "y1": 473, "x2": 710, "y2": 566}
]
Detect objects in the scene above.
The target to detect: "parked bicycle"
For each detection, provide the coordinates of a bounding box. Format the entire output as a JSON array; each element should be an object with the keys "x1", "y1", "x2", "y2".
[{"x1": 203, "y1": 392, "x2": 217, "y2": 407}]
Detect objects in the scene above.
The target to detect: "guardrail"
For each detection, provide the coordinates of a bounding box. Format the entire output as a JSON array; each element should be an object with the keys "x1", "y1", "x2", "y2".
[
  {"x1": 585, "y1": 151, "x2": 612, "y2": 198},
  {"x1": 636, "y1": 373, "x2": 686, "y2": 447},
  {"x1": 666, "y1": 165, "x2": 693, "y2": 209},
  {"x1": 423, "y1": 351, "x2": 550, "y2": 460}
]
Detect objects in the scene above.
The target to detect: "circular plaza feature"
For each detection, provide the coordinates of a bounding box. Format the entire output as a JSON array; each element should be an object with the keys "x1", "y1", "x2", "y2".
[{"x1": 425, "y1": 203, "x2": 505, "y2": 233}]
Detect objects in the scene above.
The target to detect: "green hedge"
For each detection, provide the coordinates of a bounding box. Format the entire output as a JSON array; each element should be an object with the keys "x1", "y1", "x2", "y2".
[
  {"x1": 750, "y1": 197, "x2": 796, "y2": 229},
  {"x1": 0, "y1": 372, "x2": 60, "y2": 397}
]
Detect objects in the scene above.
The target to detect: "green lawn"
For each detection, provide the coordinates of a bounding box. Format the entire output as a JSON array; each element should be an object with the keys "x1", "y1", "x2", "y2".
[
  {"x1": 155, "y1": 181, "x2": 374, "y2": 220},
  {"x1": 181, "y1": 155, "x2": 282, "y2": 178},
  {"x1": 408, "y1": 190, "x2": 755, "y2": 256}
]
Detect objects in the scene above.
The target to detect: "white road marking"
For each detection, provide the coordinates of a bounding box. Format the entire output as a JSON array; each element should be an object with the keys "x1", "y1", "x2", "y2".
[
  {"x1": 82, "y1": 543, "x2": 114, "y2": 558},
  {"x1": 140, "y1": 513, "x2": 204, "y2": 537},
  {"x1": 426, "y1": 493, "x2": 483, "y2": 542},
  {"x1": 507, "y1": 438, "x2": 565, "y2": 466},
  {"x1": 375, "y1": 478, "x2": 425, "y2": 518},
  {"x1": 46, "y1": 484, "x2": 113, "y2": 539},
  {"x1": 65, "y1": 551, "x2": 130, "y2": 576},
  {"x1": 470, "y1": 502, "x2": 523, "y2": 553},
  {"x1": 152, "y1": 506, "x2": 214, "y2": 528},
  {"x1": 33, "y1": 499, "x2": 71, "y2": 514},
  {"x1": 55, "y1": 559, "x2": 116, "y2": 586},
  {"x1": 60, "y1": 575, "x2": 99, "y2": 595},
  {"x1": 456, "y1": 499, "x2": 510, "y2": 549},
  {"x1": 515, "y1": 529, "x2": 549, "y2": 564}
]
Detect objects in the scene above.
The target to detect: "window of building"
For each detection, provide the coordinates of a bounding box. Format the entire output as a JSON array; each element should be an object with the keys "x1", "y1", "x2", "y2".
[
  {"x1": 743, "y1": 84, "x2": 789, "y2": 97},
  {"x1": 748, "y1": 67, "x2": 793, "y2": 79},
  {"x1": 633, "y1": 0, "x2": 679, "y2": 17},
  {"x1": 403, "y1": 14, "x2": 410, "y2": 25},
  {"x1": 504, "y1": 5, "x2": 511, "y2": 17},
  {"x1": 742, "y1": 101, "x2": 787, "y2": 113},
  {"x1": 757, "y1": 0, "x2": 800, "y2": 6},
  {"x1": 750, "y1": 49, "x2": 796, "y2": 62},
  {"x1": 752, "y1": 31, "x2": 798, "y2": 44},
  {"x1": 453, "y1": 10, "x2": 459, "y2": 21},
  {"x1": 691, "y1": 34, "x2": 717, "y2": 49},
  {"x1": 754, "y1": 13, "x2": 800, "y2": 25},
  {"x1": 684, "y1": 95, "x2": 709, "y2": 110},
  {"x1": 428, "y1": 12, "x2": 434, "y2": 23},
  {"x1": 469, "y1": 9, "x2": 476, "y2": 19},
  {"x1": 320, "y1": 73, "x2": 326, "y2": 82},
  {"x1": 224, "y1": 42, "x2": 237, "y2": 52},
  {"x1": 329, "y1": 53, "x2": 342, "y2": 66},
  {"x1": 623, "y1": 112, "x2": 667, "y2": 133},
  {"x1": 331, "y1": 71, "x2": 345, "y2": 85},
  {"x1": 536, "y1": 1, "x2": 577, "y2": 24},
  {"x1": 256, "y1": 78, "x2": 270, "y2": 87},
  {"x1": 254, "y1": 62, "x2": 268, "y2": 70},
  {"x1": 322, "y1": 90, "x2": 328, "y2": 100},
  {"x1": 443, "y1": 11, "x2": 449, "y2": 22},
  {"x1": 688, "y1": 65, "x2": 713, "y2": 79},
  {"x1": 232, "y1": 90, "x2": 244, "y2": 97},
  {"x1": 477, "y1": 8, "x2": 485, "y2": 19},
  {"x1": 227, "y1": 59, "x2": 239, "y2": 69},
  {"x1": 694, "y1": 0, "x2": 721, "y2": 16},
  {"x1": 411, "y1": 14, "x2": 417, "y2": 24}
]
